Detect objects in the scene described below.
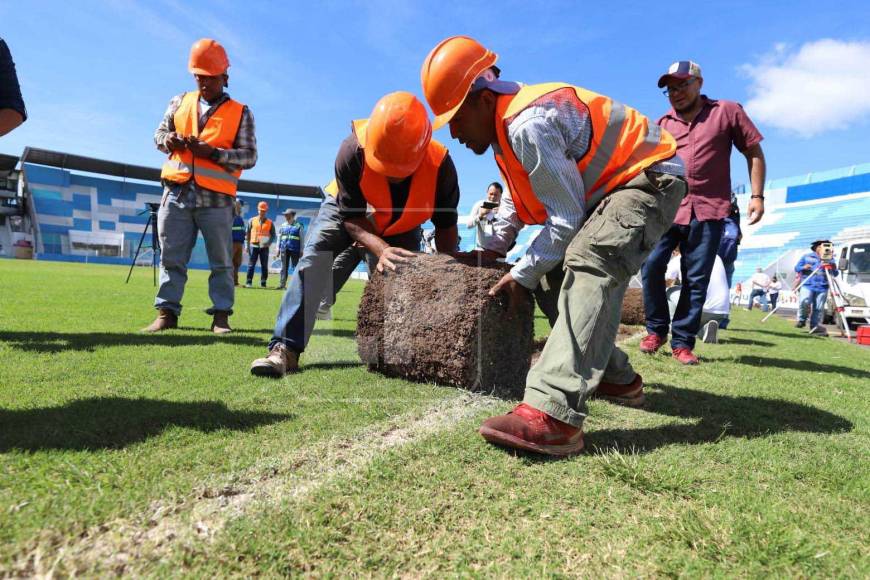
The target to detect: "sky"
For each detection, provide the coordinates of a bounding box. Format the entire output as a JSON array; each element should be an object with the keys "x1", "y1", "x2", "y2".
[{"x1": 1, "y1": 0, "x2": 869, "y2": 216}]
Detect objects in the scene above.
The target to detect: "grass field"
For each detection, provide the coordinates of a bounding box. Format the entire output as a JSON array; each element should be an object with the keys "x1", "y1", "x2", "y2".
[{"x1": 1, "y1": 259, "x2": 868, "y2": 577}]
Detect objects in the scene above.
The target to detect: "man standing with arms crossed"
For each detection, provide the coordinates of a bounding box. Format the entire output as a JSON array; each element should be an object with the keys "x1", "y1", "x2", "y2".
[
  {"x1": 640, "y1": 61, "x2": 766, "y2": 364},
  {"x1": 421, "y1": 36, "x2": 686, "y2": 456},
  {"x1": 145, "y1": 38, "x2": 257, "y2": 334}
]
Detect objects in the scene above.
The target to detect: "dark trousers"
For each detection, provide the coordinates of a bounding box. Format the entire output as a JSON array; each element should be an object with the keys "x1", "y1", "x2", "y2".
[
  {"x1": 769, "y1": 292, "x2": 779, "y2": 310},
  {"x1": 246, "y1": 246, "x2": 270, "y2": 285},
  {"x1": 279, "y1": 250, "x2": 300, "y2": 287},
  {"x1": 642, "y1": 217, "x2": 724, "y2": 350}
]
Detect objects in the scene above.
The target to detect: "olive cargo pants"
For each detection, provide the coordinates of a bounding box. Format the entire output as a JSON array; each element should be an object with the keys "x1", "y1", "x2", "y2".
[{"x1": 524, "y1": 170, "x2": 687, "y2": 427}]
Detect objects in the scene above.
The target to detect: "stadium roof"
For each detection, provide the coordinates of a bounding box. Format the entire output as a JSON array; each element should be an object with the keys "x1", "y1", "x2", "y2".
[
  {"x1": 0, "y1": 153, "x2": 19, "y2": 172},
  {"x1": 16, "y1": 147, "x2": 323, "y2": 199}
]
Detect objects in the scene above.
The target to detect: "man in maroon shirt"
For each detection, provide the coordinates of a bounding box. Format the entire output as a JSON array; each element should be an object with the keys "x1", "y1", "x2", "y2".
[{"x1": 641, "y1": 61, "x2": 766, "y2": 364}]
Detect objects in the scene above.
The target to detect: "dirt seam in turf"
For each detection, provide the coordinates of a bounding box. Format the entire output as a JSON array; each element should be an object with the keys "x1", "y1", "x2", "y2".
[{"x1": 8, "y1": 392, "x2": 501, "y2": 577}]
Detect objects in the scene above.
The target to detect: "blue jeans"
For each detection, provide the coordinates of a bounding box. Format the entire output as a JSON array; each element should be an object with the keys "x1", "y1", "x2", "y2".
[
  {"x1": 246, "y1": 246, "x2": 270, "y2": 285},
  {"x1": 798, "y1": 287, "x2": 828, "y2": 328},
  {"x1": 747, "y1": 289, "x2": 768, "y2": 310},
  {"x1": 269, "y1": 195, "x2": 421, "y2": 352},
  {"x1": 642, "y1": 217, "x2": 724, "y2": 350},
  {"x1": 154, "y1": 186, "x2": 234, "y2": 316}
]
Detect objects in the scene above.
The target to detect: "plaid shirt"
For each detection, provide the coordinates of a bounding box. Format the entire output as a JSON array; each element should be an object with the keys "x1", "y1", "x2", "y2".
[{"x1": 154, "y1": 92, "x2": 257, "y2": 208}]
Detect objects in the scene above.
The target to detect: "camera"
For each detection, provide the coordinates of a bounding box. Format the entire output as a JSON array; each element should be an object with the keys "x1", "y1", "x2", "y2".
[
  {"x1": 819, "y1": 242, "x2": 834, "y2": 261},
  {"x1": 481, "y1": 201, "x2": 499, "y2": 210}
]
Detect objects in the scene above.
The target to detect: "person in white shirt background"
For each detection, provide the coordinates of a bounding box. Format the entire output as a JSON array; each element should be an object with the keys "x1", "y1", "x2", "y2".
[
  {"x1": 747, "y1": 267, "x2": 771, "y2": 311},
  {"x1": 666, "y1": 252, "x2": 731, "y2": 343},
  {"x1": 767, "y1": 274, "x2": 782, "y2": 311}
]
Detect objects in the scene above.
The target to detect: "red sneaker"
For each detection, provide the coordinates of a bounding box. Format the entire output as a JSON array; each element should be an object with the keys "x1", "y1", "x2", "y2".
[
  {"x1": 594, "y1": 374, "x2": 645, "y2": 407},
  {"x1": 639, "y1": 333, "x2": 665, "y2": 354},
  {"x1": 479, "y1": 403, "x2": 584, "y2": 456},
  {"x1": 672, "y1": 347, "x2": 699, "y2": 365}
]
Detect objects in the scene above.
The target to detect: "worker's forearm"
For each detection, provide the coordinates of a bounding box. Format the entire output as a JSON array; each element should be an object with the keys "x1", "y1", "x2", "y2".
[
  {"x1": 344, "y1": 217, "x2": 388, "y2": 257},
  {"x1": 434, "y1": 225, "x2": 458, "y2": 255},
  {"x1": 0, "y1": 109, "x2": 24, "y2": 137}
]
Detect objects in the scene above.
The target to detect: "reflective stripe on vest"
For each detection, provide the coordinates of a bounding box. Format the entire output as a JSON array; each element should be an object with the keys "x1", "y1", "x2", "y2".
[
  {"x1": 160, "y1": 91, "x2": 245, "y2": 196},
  {"x1": 249, "y1": 216, "x2": 273, "y2": 244},
  {"x1": 493, "y1": 83, "x2": 677, "y2": 225},
  {"x1": 352, "y1": 119, "x2": 448, "y2": 237}
]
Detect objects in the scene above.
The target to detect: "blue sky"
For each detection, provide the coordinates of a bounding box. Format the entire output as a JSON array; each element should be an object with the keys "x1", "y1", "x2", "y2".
[{"x1": 1, "y1": 0, "x2": 869, "y2": 216}]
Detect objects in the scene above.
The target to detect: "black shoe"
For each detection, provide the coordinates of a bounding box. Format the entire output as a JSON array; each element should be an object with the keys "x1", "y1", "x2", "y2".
[
  {"x1": 795, "y1": 320, "x2": 806, "y2": 328},
  {"x1": 260, "y1": 282, "x2": 267, "y2": 288}
]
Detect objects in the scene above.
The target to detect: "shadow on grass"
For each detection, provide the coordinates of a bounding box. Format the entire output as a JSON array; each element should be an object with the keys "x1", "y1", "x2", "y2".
[
  {"x1": 733, "y1": 355, "x2": 870, "y2": 380},
  {"x1": 582, "y1": 383, "x2": 853, "y2": 455},
  {"x1": 718, "y1": 337, "x2": 776, "y2": 347},
  {"x1": 725, "y1": 328, "x2": 816, "y2": 339},
  {"x1": 0, "y1": 331, "x2": 263, "y2": 353},
  {"x1": 0, "y1": 397, "x2": 292, "y2": 452},
  {"x1": 311, "y1": 328, "x2": 357, "y2": 339},
  {"x1": 301, "y1": 361, "x2": 365, "y2": 371}
]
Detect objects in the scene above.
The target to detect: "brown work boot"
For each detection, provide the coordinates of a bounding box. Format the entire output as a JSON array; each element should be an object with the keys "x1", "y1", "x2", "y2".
[
  {"x1": 250, "y1": 343, "x2": 299, "y2": 378},
  {"x1": 142, "y1": 309, "x2": 178, "y2": 333},
  {"x1": 211, "y1": 311, "x2": 232, "y2": 334}
]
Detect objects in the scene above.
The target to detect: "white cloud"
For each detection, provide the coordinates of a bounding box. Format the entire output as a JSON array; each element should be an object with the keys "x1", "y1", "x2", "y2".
[{"x1": 741, "y1": 39, "x2": 870, "y2": 138}]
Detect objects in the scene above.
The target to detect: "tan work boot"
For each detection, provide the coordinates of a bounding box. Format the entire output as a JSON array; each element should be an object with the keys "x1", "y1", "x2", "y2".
[
  {"x1": 142, "y1": 309, "x2": 178, "y2": 333},
  {"x1": 250, "y1": 343, "x2": 299, "y2": 378},
  {"x1": 211, "y1": 311, "x2": 232, "y2": 334}
]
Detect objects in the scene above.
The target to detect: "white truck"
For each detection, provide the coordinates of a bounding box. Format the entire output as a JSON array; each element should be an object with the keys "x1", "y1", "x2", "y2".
[{"x1": 828, "y1": 236, "x2": 870, "y2": 329}]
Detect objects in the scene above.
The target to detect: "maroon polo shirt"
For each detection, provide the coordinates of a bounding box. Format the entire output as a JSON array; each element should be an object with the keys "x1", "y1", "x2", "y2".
[{"x1": 658, "y1": 96, "x2": 763, "y2": 225}]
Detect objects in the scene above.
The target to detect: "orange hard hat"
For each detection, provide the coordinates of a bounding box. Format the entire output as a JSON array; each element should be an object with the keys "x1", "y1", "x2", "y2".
[
  {"x1": 421, "y1": 36, "x2": 498, "y2": 130},
  {"x1": 257, "y1": 201, "x2": 268, "y2": 211},
  {"x1": 359, "y1": 92, "x2": 432, "y2": 179},
  {"x1": 188, "y1": 38, "x2": 230, "y2": 76}
]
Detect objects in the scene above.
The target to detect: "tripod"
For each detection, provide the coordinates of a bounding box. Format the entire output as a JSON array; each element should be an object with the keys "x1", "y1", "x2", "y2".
[
  {"x1": 126, "y1": 202, "x2": 161, "y2": 286},
  {"x1": 762, "y1": 263, "x2": 851, "y2": 340}
]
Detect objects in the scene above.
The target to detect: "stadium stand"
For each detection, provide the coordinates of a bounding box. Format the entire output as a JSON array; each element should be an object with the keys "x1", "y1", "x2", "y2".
[
  {"x1": 0, "y1": 147, "x2": 322, "y2": 271},
  {"x1": 733, "y1": 162, "x2": 870, "y2": 284}
]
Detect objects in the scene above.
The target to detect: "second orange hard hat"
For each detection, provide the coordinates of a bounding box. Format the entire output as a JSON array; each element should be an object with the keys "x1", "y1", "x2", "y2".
[
  {"x1": 421, "y1": 36, "x2": 497, "y2": 130},
  {"x1": 359, "y1": 92, "x2": 432, "y2": 179},
  {"x1": 188, "y1": 38, "x2": 230, "y2": 76}
]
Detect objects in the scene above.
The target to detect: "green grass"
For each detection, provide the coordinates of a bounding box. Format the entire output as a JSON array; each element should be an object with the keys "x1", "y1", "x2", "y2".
[{"x1": 1, "y1": 259, "x2": 868, "y2": 577}]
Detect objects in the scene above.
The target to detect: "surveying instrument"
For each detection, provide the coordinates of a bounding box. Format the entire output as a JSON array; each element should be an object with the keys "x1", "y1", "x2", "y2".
[
  {"x1": 762, "y1": 242, "x2": 852, "y2": 340},
  {"x1": 125, "y1": 202, "x2": 161, "y2": 286}
]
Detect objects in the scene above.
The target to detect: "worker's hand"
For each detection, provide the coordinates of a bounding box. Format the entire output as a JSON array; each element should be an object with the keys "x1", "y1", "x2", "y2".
[
  {"x1": 489, "y1": 272, "x2": 531, "y2": 317},
  {"x1": 747, "y1": 197, "x2": 765, "y2": 225},
  {"x1": 377, "y1": 246, "x2": 416, "y2": 273},
  {"x1": 455, "y1": 249, "x2": 503, "y2": 265},
  {"x1": 165, "y1": 132, "x2": 187, "y2": 152},
  {"x1": 478, "y1": 206, "x2": 491, "y2": 220},
  {"x1": 186, "y1": 137, "x2": 215, "y2": 158}
]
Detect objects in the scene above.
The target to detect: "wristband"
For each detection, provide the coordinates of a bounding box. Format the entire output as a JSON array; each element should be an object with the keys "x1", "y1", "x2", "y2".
[{"x1": 750, "y1": 194, "x2": 764, "y2": 200}]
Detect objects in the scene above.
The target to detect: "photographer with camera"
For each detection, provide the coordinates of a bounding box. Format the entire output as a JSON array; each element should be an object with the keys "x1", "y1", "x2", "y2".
[
  {"x1": 794, "y1": 240, "x2": 838, "y2": 334},
  {"x1": 466, "y1": 182, "x2": 503, "y2": 252},
  {"x1": 144, "y1": 38, "x2": 257, "y2": 334}
]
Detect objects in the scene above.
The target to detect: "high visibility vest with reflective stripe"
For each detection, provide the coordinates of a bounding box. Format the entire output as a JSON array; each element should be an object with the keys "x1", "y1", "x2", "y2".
[
  {"x1": 352, "y1": 119, "x2": 449, "y2": 236},
  {"x1": 493, "y1": 83, "x2": 677, "y2": 225},
  {"x1": 160, "y1": 91, "x2": 244, "y2": 196},
  {"x1": 248, "y1": 216, "x2": 273, "y2": 244}
]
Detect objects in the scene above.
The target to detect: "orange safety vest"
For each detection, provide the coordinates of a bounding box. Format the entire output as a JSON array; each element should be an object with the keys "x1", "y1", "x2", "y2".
[
  {"x1": 248, "y1": 216, "x2": 273, "y2": 245},
  {"x1": 353, "y1": 119, "x2": 448, "y2": 236},
  {"x1": 160, "y1": 91, "x2": 245, "y2": 196},
  {"x1": 493, "y1": 83, "x2": 677, "y2": 225}
]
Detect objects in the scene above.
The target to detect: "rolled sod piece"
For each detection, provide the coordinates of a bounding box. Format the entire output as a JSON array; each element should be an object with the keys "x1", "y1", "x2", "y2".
[
  {"x1": 620, "y1": 288, "x2": 646, "y2": 326},
  {"x1": 357, "y1": 254, "x2": 534, "y2": 398}
]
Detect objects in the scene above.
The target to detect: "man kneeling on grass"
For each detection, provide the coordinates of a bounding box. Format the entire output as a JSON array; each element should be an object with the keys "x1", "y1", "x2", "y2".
[{"x1": 250, "y1": 92, "x2": 460, "y2": 377}]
